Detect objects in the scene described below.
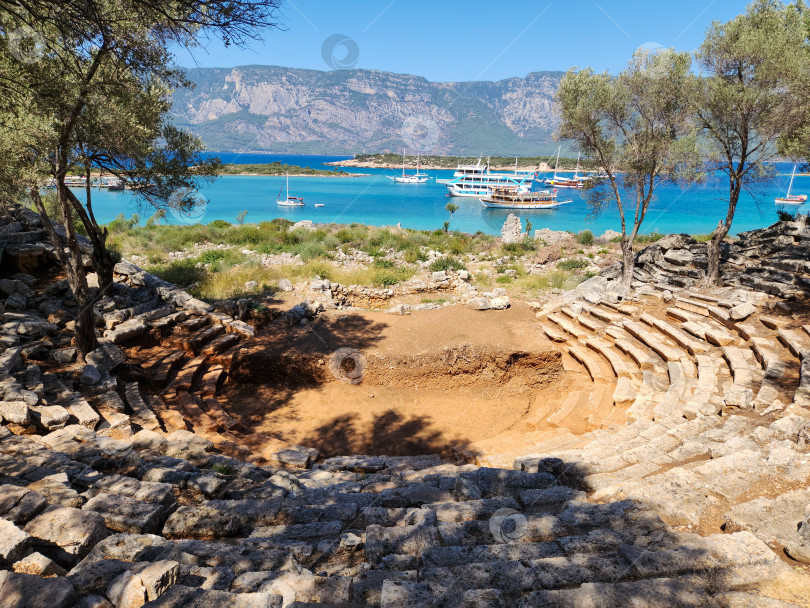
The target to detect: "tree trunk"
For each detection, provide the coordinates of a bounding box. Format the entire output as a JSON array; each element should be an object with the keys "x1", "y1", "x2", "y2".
[
  {"x1": 67, "y1": 188, "x2": 115, "y2": 294},
  {"x1": 620, "y1": 237, "x2": 634, "y2": 288},
  {"x1": 704, "y1": 176, "x2": 740, "y2": 287},
  {"x1": 56, "y1": 182, "x2": 98, "y2": 360},
  {"x1": 704, "y1": 222, "x2": 729, "y2": 286}
]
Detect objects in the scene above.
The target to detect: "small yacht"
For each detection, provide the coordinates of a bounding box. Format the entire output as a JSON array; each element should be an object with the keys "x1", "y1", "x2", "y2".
[
  {"x1": 775, "y1": 165, "x2": 807, "y2": 206},
  {"x1": 480, "y1": 187, "x2": 571, "y2": 209},
  {"x1": 391, "y1": 151, "x2": 429, "y2": 184},
  {"x1": 276, "y1": 174, "x2": 305, "y2": 207}
]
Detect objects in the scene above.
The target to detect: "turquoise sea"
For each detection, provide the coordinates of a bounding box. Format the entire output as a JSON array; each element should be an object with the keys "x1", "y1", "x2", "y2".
[{"x1": 71, "y1": 154, "x2": 808, "y2": 237}]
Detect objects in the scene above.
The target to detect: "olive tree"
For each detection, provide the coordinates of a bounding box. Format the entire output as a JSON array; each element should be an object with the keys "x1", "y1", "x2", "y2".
[
  {"x1": 556, "y1": 49, "x2": 701, "y2": 288},
  {"x1": 694, "y1": 0, "x2": 810, "y2": 285}
]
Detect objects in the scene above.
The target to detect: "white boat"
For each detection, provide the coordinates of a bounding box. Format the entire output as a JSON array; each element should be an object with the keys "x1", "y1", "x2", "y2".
[
  {"x1": 446, "y1": 175, "x2": 530, "y2": 198},
  {"x1": 314, "y1": 203, "x2": 325, "y2": 207},
  {"x1": 438, "y1": 156, "x2": 534, "y2": 185},
  {"x1": 276, "y1": 174, "x2": 305, "y2": 207},
  {"x1": 391, "y1": 151, "x2": 428, "y2": 184},
  {"x1": 479, "y1": 187, "x2": 572, "y2": 209},
  {"x1": 543, "y1": 149, "x2": 589, "y2": 189},
  {"x1": 775, "y1": 165, "x2": 807, "y2": 206}
]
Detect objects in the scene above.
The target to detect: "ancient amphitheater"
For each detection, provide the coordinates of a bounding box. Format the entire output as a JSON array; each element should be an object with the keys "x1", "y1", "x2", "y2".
[{"x1": 1, "y1": 204, "x2": 809, "y2": 607}]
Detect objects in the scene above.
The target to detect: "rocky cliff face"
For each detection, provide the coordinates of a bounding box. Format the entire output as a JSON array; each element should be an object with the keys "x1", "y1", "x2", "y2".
[{"x1": 170, "y1": 66, "x2": 563, "y2": 155}]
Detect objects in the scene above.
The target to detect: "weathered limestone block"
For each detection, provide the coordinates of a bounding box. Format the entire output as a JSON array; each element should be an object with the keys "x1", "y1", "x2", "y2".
[
  {"x1": 12, "y1": 551, "x2": 67, "y2": 577},
  {"x1": 24, "y1": 505, "x2": 109, "y2": 568},
  {"x1": 0, "y1": 519, "x2": 31, "y2": 566},
  {"x1": 0, "y1": 571, "x2": 75, "y2": 608}
]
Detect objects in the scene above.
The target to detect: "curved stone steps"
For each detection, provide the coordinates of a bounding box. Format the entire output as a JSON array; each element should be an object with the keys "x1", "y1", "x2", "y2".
[
  {"x1": 622, "y1": 320, "x2": 686, "y2": 363},
  {"x1": 180, "y1": 323, "x2": 225, "y2": 354},
  {"x1": 580, "y1": 302, "x2": 623, "y2": 325},
  {"x1": 722, "y1": 346, "x2": 762, "y2": 396},
  {"x1": 778, "y1": 327, "x2": 810, "y2": 359},
  {"x1": 123, "y1": 382, "x2": 160, "y2": 432},
  {"x1": 143, "y1": 393, "x2": 187, "y2": 433},
  {"x1": 640, "y1": 313, "x2": 710, "y2": 356},
  {"x1": 163, "y1": 354, "x2": 208, "y2": 394},
  {"x1": 548, "y1": 313, "x2": 588, "y2": 341},
  {"x1": 148, "y1": 349, "x2": 186, "y2": 384},
  {"x1": 201, "y1": 332, "x2": 240, "y2": 357}
]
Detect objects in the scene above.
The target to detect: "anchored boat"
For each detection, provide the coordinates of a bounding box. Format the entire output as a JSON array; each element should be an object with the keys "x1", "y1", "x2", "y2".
[
  {"x1": 391, "y1": 151, "x2": 429, "y2": 184},
  {"x1": 276, "y1": 174, "x2": 305, "y2": 207},
  {"x1": 775, "y1": 165, "x2": 807, "y2": 206},
  {"x1": 480, "y1": 187, "x2": 572, "y2": 209}
]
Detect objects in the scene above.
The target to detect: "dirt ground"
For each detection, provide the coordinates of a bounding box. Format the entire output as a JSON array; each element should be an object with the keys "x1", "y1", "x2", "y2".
[{"x1": 219, "y1": 302, "x2": 589, "y2": 458}]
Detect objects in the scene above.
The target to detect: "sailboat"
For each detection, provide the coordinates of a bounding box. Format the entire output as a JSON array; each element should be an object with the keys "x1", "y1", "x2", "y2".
[
  {"x1": 391, "y1": 150, "x2": 429, "y2": 184},
  {"x1": 775, "y1": 165, "x2": 807, "y2": 206},
  {"x1": 546, "y1": 151, "x2": 587, "y2": 189},
  {"x1": 276, "y1": 174, "x2": 305, "y2": 207}
]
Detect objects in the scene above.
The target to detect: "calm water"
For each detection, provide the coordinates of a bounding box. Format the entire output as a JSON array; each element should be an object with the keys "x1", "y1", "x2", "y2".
[{"x1": 73, "y1": 153, "x2": 807, "y2": 237}]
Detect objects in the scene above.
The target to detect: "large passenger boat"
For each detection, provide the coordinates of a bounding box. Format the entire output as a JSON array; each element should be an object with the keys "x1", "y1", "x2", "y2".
[{"x1": 479, "y1": 187, "x2": 572, "y2": 209}]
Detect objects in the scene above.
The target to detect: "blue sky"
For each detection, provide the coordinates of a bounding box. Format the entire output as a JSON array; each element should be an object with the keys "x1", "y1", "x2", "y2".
[{"x1": 175, "y1": 0, "x2": 746, "y2": 81}]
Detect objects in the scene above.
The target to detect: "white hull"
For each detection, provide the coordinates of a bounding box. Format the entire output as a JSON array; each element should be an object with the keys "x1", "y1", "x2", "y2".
[
  {"x1": 479, "y1": 198, "x2": 571, "y2": 209},
  {"x1": 775, "y1": 198, "x2": 805, "y2": 206},
  {"x1": 392, "y1": 176, "x2": 428, "y2": 184}
]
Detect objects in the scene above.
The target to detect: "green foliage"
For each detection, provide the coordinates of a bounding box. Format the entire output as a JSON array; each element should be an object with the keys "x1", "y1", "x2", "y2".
[
  {"x1": 429, "y1": 256, "x2": 465, "y2": 272},
  {"x1": 502, "y1": 241, "x2": 537, "y2": 255},
  {"x1": 495, "y1": 275, "x2": 513, "y2": 284},
  {"x1": 577, "y1": 230, "x2": 594, "y2": 245},
  {"x1": 148, "y1": 259, "x2": 204, "y2": 287},
  {"x1": 373, "y1": 258, "x2": 395, "y2": 269},
  {"x1": 635, "y1": 233, "x2": 665, "y2": 243},
  {"x1": 557, "y1": 259, "x2": 589, "y2": 271},
  {"x1": 209, "y1": 219, "x2": 231, "y2": 229},
  {"x1": 108, "y1": 213, "x2": 140, "y2": 233},
  {"x1": 777, "y1": 209, "x2": 797, "y2": 222},
  {"x1": 372, "y1": 268, "x2": 413, "y2": 286},
  {"x1": 211, "y1": 463, "x2": 236, "y2": 476}
]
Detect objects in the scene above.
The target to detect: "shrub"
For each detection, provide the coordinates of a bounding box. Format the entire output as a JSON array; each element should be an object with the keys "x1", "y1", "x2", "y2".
[
  {"x1": 198, "y1": 249, "x2": 228, "y2": 264},
  {"x1": 148, "y1": 259, "x2": 204, "y2": 287},
  {"x1": 429, "y1": 256, "x2": 465, "y2": 272},
  {"x1": 557, "y1": 259, "x2": 589, "y2": 271},
  {"x1": 777, "y1": 209, "x2": 796, "y2": 222},
  {"x1": 373, "y1": 259, "x2": 395, "y2": 269},
  {"x1": 577, "y1": 230, "x2": 594, "y2": 245},
  {"x1": 372, "y1": 268, "x2": 413, "y2": 287},
  {"x1": 209, "y1": 219, "x2": 231, "y2": 229},
  {"x1": 496, "y1": 275, "x2": 513, "y2": 284}
]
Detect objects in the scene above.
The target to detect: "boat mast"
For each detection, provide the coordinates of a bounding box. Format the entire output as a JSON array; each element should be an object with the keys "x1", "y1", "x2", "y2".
[
  {"x1": 788, "y1": 165, "x2": 796, "y2": 197},
  {"x1": 402, "y1": 149, "x2": 406, "y2": 178},
  {"x1": 553, "y1": 146, "x2": 560, "y2": 180}
]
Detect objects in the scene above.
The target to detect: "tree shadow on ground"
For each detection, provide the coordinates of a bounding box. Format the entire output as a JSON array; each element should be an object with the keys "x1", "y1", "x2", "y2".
[
  {"x1": 0, "y1": 428, "x2": 795, "y2": 606},
  {"x1": 298, "y1": 409, "x2": 476, "y2": 460},
  {"x1": 221, "y1": 312, "x2": 389, "y2": 418}
]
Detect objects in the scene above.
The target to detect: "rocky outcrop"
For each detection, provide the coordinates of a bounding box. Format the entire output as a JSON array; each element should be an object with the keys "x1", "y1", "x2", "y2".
[{"x1": 625, "y1": 216, "x2": 810, "y2": 297}]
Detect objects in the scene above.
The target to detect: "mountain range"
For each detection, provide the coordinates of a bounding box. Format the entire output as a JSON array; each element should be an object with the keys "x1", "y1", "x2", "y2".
[{"x1": 169, "y1": 66, "x2": 564, "y2": 156}]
